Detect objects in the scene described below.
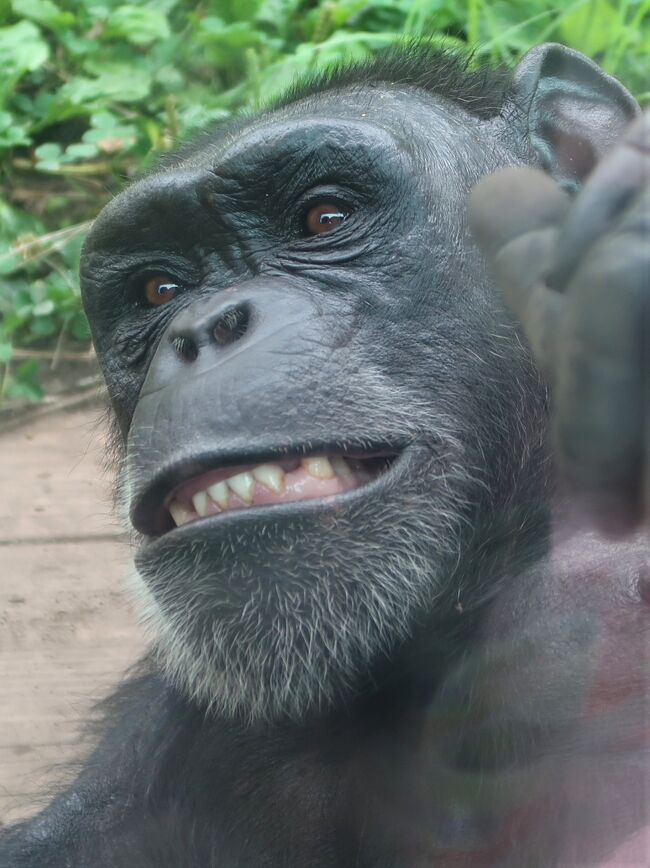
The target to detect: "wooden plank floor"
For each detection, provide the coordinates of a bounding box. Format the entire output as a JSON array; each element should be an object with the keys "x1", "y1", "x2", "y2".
[{"x1": 0, "y1": 408, "x2": 144, "y2": 826}]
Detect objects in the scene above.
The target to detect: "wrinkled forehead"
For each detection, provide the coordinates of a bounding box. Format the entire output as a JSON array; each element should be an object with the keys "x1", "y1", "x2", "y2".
[
  {"x1": 175, "y1": 84, "x2": 476, "y2": 173},
  {"x1": 84, "y1": 84, "x2": 492, "y2": 253}
]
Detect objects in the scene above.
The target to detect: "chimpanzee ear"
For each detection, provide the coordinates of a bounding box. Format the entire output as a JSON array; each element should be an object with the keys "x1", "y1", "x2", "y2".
[{"x1": 511, "y1": 43, "x2": 639, "y2": 191}]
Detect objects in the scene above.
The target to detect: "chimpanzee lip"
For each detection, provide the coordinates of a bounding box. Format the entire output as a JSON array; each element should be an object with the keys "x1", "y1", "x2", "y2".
[{"x1": 131, "y1": 444, "x2": 407, "y2": 538}]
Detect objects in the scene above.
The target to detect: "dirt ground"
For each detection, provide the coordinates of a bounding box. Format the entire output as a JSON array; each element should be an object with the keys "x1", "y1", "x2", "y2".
[{"x1": 0, "y1": 406, "x2": 144, "y2": 826}]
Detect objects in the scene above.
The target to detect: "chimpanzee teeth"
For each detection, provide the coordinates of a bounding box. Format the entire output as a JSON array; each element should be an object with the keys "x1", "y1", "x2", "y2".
[
  {"x1": 252, "y1": 464, "x2": 285, "y2": 494},
  {"x1": 169, "y1": 502, "x2": 194, "y2": 527},
  {"x1": 301, "y1": 456, "x2": 335, "y2": 478},
  {"x1": 331, "y1": 456, "x2": 352, "y2": 478},
  {"x1": 167, "y1": 454, "x2": 359, "y2": 527},
  {"x1": 227, "y1": 471, "x2": 255, "y2": 504},
  {"x1": 207, "y1": 480, "x2": 229, "y2": 509},
  {"x1": 192, "y1": 490, "x2": 210, "y2": 517}
]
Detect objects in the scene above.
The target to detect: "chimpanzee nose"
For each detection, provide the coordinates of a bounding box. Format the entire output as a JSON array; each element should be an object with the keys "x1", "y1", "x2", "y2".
[
  {"x1": 168, "y1": 300, "x2": 251, "y2": 364},
  {"x1": 137, "y1": 280, "x2": 327, "y2": 401}
]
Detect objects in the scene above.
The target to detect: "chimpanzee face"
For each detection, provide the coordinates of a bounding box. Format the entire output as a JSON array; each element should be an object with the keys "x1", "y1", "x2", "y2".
[{"x1": 80, "y1": 85, "x2": 546, "y2": 722}]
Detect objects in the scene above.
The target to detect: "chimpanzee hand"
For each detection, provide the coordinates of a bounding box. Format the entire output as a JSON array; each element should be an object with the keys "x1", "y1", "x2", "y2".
[{"x1": 470, "y1": 110, "x2": 650, "y2": 535}]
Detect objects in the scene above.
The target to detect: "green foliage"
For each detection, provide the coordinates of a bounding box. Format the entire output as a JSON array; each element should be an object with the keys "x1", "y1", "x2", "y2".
[{"x1": 0, "y1": 0, "x2": 648, "y2": 402}]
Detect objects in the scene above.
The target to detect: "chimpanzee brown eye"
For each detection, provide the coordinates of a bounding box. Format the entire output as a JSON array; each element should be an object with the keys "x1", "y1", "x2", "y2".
[
  {"x1": 143, "y1": 275, "x2": 180, "y2": 307},
  {"x1": 305, "y1": 202, "x2": 349, "y2": 236}
]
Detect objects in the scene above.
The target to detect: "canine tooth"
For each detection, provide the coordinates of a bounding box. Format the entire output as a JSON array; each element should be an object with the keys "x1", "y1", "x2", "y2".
[
  {"x1": 227, "y1": 471, "x2": 255, "y2": 503},
  {"x1": 252, "y1": 464, "x2": 285, "y2": 494},
  {"x1": 302, "y1": 456, "x2": 335, "y2": 479},
  {"x1": 207, "y1": 481, "x2": 229, "y2": 509},
  {"x1": 331, "y1": 456, "x2": 352, "y2": 478},
  {"x1": 192, "y1": 490, "x2": 210, "y2": 517},
  {"x1": 169, "y1": 501, "x2": 192, "y2": 527}
]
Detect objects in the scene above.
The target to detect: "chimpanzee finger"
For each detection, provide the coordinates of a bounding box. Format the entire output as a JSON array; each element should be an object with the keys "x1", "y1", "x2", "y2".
[
  {"x1": 492, "y1": 235, "x2": 565, "y2": 380},
  {"x1": 469, "y1": 166, "x2": 570, "y2": 277},
  {"x1": 550, "y1": 110, "x2": 650, "y2": 292},
  {"x1": 553, "y1": 204, "x2": 650, "y2": 534},
  {"x1": 469, "y1": 168, "x2": 570, "y2": 377}
]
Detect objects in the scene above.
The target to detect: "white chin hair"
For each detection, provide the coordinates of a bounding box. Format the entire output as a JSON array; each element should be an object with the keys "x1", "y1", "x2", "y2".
[{"x1": 126, "y1": 527, "x2": 444, "y2": 724}]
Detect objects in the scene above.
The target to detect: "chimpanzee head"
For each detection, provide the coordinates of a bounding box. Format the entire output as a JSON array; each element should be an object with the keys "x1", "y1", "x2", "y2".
[{"x1": 80, "y1": 44, "x2": 637, "y2": 722}]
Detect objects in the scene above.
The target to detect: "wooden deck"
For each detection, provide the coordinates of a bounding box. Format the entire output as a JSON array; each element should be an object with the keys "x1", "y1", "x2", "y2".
[{"x1": 0, "y1": 407, "x2": 143, "y2": 826}]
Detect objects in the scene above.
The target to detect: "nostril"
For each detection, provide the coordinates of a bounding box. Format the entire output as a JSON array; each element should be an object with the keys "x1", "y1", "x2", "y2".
[
  {"x1": 171, "y1": 335, "x2": 199, "y2": 363},
  {"x1": 169, "y1": 302, "x2": 251, "y2": 361},
  {"x1": 212, "y1": 304, "x2": 250, "y2": 347}
]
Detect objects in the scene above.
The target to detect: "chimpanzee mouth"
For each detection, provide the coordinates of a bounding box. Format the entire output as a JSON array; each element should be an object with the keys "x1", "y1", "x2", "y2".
[{"x1": 133, "y1": 449, "x2": 402, "y2": 537}]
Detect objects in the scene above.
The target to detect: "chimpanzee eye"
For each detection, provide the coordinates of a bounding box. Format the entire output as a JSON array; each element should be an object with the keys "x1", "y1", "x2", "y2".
[
  {"x1": 304, "y1": 202, "x2": 349, "y2": 236},
  {"x1": 143, "y1": 275, "x2": 180, "y2": 307}
]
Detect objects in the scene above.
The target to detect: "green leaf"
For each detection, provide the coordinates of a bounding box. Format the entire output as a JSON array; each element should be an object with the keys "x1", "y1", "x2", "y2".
[
  {"x1": 34, "y1": 161, "x2": 63, "y2": 173},
  {"x1": 58, "y1": 32, "x2": 100, "y2": 59},
  {"x1": 255, "y1": 0, "x2": 302, "y2": 30},
  {"x1": 153, "y1": 64, "x2": 185, "y2": 91},
  {"x1": 198, "y1": 14, "x2": 227, "y2": 33},
  {"x1": 0, "y1": 343, "x2": 13, "y2": 363},
  {"x1": 0, "y1": 20, "x2": 49, "y2": 75},
  {"x1": 84, "y1": 3, "x2": 109, "y2": 16},
  {"x1": 63, "y1": 141, "x2": 99, "y2": 161},
  {"x1": 83, "y1": 123, "x2": 136, "y2": 143},
  {"x1": 31, "y1": 299, "x2": 55, "y2": 316},
  {"x1": 198, "y1": 20, "x2": 267, "y2": 53},
  {"x1": 11, "y1": 0, "x2": 75, "y2": 29},
  {"x1": 5, "y1": 360, "x2": 43, "y2": 402},
  {"x1": 88, "y1": 110, "x2": 120, "y2": 129},
  {"x1": 34, "y1": 141, "x2": 63, "y2": 171},
  {"x1": 0, "y1": 111, "x2": 31, "y2": 149},
  {"x1": 0, "y1": 252, "x2": 22, "y2": 275},
  {"x1": 104, "y1": 5, "x2": 171, "y2": 45},
  {"x1": 257, "y1": 32, "x2": 401, "y2": 102},
  {"x1": 70, "y1": 313, "x2": 91, "y2": 341},
  {"x1": 559, "y1": 0, "x2": 619, "y2": 56},
  {"x1": 175, "y1": 104, "x2": 230, "y2": 133},
  {"x1": 59, "y1": 68, "x2": 153, "y2": 104},
  {"x1": 29, "y1": 316, "x2": 57, "y2": 336},
  {"x1": 34, "y1": 142, "x2": 62, "y2": 160}
]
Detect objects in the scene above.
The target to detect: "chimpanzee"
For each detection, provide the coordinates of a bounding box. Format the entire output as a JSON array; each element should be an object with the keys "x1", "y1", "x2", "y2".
[{"x1": 1, "y1": 42, "x2": 648, "y2": 867}]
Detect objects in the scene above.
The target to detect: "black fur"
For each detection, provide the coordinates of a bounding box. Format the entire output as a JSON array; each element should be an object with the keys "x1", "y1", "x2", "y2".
[{"x1": 2, "y1": 44, "x2": 646, "y2": 867}]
